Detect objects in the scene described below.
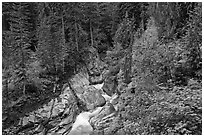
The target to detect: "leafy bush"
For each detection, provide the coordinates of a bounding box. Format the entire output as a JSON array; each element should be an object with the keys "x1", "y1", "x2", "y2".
[
  {"x1": 182, "y1": 3, "x2": 202, "y2": 80},
  {"x1": 98, "y1": 16, "x2": 202, "y2": 134},
  {"x1": 104, "y1": 79, "x2": 201, "y2": 135},
  {"x1": 132, "y1": 17, "x2": 200, "y2": 86}
]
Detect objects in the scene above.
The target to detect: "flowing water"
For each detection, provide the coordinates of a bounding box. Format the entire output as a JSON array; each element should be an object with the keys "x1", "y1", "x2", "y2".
[
  {"x1": 68, "y1": 82, "x2": 117, "y2": 135},
  {"x1": 4, "y1": 73, "x2": 117, "y2": 135}
]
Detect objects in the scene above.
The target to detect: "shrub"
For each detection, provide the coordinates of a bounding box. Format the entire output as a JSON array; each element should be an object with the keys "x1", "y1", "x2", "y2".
[{"x1": 105, "y1": 79, "x2": 202, "y2": 135}]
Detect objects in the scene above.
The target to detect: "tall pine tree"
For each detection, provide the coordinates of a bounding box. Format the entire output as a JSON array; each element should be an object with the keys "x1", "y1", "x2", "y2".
[{"x1": 9, "y1": 2, "x2": 32, "y2": 96}]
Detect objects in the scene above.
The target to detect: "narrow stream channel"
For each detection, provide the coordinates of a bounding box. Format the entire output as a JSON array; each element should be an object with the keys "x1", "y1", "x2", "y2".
[{"x1": 68, "y1": 82, "x2": 117, "y2": 135}]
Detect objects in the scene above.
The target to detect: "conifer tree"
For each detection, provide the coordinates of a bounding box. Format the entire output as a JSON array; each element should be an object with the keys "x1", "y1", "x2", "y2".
[{"x1": 8, "y1": 2, "x2": 32, "y2": 96}]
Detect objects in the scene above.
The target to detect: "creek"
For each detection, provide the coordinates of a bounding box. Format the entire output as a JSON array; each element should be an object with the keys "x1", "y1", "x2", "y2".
[
  {"x1": 68, "y1": 82, "x2": 117, "y2": 135},
  {"x1": 4, "y1": 73, "x2": 118, "y2": 135}
]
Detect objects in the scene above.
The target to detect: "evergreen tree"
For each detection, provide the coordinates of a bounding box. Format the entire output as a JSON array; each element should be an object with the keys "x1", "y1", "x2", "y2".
[
  {"x1": 8, "y1": 2, "x2": 33, "y2": 96},
  {"x1": 148, "y1": 2, "x2": 193, "y2": 41},
  {"x1": 184, "y1": 2, "x2": 202, "y2": 79},
  {"x1": 36, "y1": 3, "x2": 63, "y2": 86}
]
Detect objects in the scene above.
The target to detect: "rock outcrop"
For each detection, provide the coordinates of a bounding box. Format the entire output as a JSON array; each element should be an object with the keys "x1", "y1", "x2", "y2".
[
  {"x1": 3, "y1": 66, "x2": 119, "y2": 135},
  {"x1": 3, "y1": 86, "x2": 80, "y2": 135},
  {"x1": 102, "y1": 64, "x2": 120, "y2": 96},
  {"x1": 102, "y1": 76, "x2": 118, "y2": 96},
  {"x1": 78, "y1": 86, "x2": 106, "y2": 110},
  {"x1": 90, "y1": 103, "x2": 117, "y2": 130},
  {"x1": 70, "y1": 73, "x2": 106, "y2": 110}
]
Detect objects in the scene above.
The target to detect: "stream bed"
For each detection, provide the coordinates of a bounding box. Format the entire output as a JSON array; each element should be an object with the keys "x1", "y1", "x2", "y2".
[{"x1": 3, "y1": 72, "x2": 118, "y2": 135}]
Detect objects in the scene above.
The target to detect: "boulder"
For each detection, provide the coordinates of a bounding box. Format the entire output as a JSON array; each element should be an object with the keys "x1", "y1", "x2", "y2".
[
  {"x1": 73, "y1": 85, "x2": 85, "y2": 94},
  {"x1": 11, "y1": 87, "x2": 80, "y2": 135},
  {"x1": 71, "y1": 73, "x2": 89, "y2": 87},
  {"x1": 102, "y1": 76, "x2": 118, "y2": 96},
  {"x1": 78, "y1": 86, "x2": 106, "y2": 110},
  {"x1": 90, "y1": 103, "x2": 116, "y2": 130},
  {"x1": 46, "y1": 100, "x2": 79, "y2": 135}
]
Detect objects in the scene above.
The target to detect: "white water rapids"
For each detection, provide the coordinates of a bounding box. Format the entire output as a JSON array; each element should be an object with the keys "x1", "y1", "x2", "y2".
[{"x1": 68, "y1": 83, "x2": 118, "y2": 135}]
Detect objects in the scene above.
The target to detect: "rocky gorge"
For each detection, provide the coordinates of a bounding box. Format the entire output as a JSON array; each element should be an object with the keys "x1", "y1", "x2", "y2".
[{"x1": 3, "y1": 62, "x2": 121, "y2": 135}]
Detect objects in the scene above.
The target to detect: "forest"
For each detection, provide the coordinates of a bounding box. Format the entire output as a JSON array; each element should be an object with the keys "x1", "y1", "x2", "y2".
[{"x1": 2, "y1": 2, "x2": 202, "y2": 135}]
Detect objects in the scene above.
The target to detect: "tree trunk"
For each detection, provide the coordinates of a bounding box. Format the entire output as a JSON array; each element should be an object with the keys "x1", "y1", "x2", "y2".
[
  {"x1": 90, "y1": 20, "x2": 94, "y2": 47},
  {"x1": 19, "y1": 2, "x2": 26, "y2": 97},
  {"x1": 89, "y1": 19, "x2": 100, "y2": 72},
  {"x1": 61, "y1": 16, "x2": 66, "y2": 73},
  {"x1": 124, "y1": 29, "x2": 134, "y2": 84},
  {"x1": 19, "y1": 14, "x2": 26, "y2": 96},
  {"x1": 141, "y1": 17, "x2": 144, "y2": 32},
  {"x1": 22, "y1": 84, "x2": 26, "y2": 97},
  {"x1": 74, "y1": 19, "x2": 79, "y2": 51},
  {"x1": 129, "y1": 29, "x2": 133, "y2": 75},
  {"x1": 53, "y1": 58, "x2": 59, "y2": 93}
]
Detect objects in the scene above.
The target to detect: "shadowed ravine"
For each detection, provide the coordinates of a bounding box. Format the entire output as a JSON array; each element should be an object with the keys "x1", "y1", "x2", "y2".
[{"x1": 3, "y1": 72, "x2": 119, "y2": 135}]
